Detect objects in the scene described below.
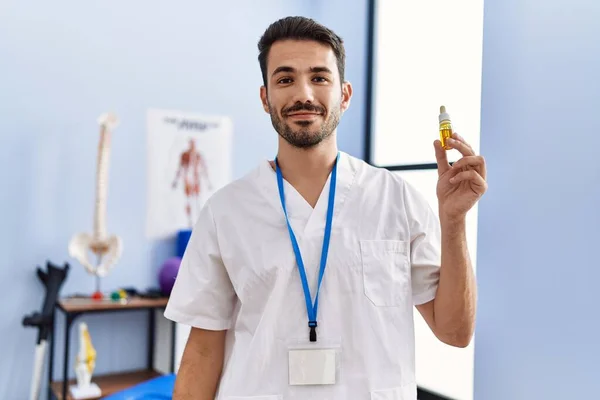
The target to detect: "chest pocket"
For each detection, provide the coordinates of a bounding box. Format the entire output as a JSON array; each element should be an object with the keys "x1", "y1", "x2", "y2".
[{"x1": 360, "y1": 239, "x2": 411, "y2": 307}]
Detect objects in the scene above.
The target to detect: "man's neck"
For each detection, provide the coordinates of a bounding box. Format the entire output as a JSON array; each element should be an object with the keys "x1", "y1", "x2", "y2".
[
  {"x1": 270, "y1": 135, "x2": 339, "y2": 208},
  {"x1": 272, "y1": 134, "x2": 338, "y2": 179}
]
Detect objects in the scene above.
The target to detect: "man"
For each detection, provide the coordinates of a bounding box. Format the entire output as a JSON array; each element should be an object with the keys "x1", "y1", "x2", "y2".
[
  {"x1": 164, "y1": 16, "x2": 486, "y2": 400},
  {"x1": 171, "y1": 138, "x2": 212, "y2": 227}
]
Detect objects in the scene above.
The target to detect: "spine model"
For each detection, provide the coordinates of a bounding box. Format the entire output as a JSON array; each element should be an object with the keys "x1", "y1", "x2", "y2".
[{"x1": 68, "y1": 113, "x2": 123, "y2": 282}]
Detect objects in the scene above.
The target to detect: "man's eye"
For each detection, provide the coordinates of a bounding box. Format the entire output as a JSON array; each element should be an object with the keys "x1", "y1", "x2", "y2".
[{"x1": 278, "y1": 78, "x2": 292, "y2": 84}]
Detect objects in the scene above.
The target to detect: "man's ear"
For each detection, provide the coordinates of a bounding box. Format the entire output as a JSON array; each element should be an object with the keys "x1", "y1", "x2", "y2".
[
  {"x1": 260, "y1": 86, "x2": 270, "y2": 113},
  {"x1": 340, "y1": 81, "x2": 353, "y2": 113}
]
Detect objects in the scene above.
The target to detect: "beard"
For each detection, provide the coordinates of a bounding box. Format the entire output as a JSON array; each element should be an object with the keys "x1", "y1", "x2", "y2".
[{"x1": 268, "y1": 100, "x2": 341, "y2": 149}]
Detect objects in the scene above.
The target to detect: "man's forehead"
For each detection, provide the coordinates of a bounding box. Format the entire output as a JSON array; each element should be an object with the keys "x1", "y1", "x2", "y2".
[{"x1": 268, "y1": 40, "x2": 336, "y2": 72}]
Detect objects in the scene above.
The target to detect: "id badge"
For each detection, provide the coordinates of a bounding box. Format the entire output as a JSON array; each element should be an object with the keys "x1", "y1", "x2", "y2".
[{"x1": 287, "y1": 337, "x2": 341, "y2": 386}]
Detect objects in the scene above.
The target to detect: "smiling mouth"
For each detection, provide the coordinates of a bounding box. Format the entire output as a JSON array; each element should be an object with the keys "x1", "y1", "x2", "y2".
[{"x1": 286, "y1": 113, "x2": 321, "y2": 118}]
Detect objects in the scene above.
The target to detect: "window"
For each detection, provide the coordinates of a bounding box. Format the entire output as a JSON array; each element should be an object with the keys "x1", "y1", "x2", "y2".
[
  {"x1": 367, "y1": 0, "x2": 484, "y2": 169},
  {"x1": 366, "y1": 1, "x2": 484, "y2": 399}
]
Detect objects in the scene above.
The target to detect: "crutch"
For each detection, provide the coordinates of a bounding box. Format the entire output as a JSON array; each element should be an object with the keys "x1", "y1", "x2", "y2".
[{"x1": 22, "y1": 261, "x2": 70, "y2": 400}]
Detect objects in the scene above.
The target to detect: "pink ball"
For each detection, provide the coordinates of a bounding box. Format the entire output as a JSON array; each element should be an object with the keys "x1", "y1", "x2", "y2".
[{"x1": 159, "y1": 257, "x2": 181, "y2": 296}]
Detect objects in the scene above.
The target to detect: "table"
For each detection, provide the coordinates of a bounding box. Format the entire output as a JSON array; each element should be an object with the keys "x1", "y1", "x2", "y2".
[{"x1": 48, "y1": 296, "x2": 175, "y2": 400}]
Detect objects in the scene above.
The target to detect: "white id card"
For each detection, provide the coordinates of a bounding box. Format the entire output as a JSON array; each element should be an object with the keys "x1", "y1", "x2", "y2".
[{"x1": 289, "y1": 348, "x2": 336, "y2": 385}]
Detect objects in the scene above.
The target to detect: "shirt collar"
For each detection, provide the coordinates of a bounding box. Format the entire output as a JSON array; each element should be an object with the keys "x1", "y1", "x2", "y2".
[{"x1": 258, "y1": 151, "x2": 357, "y2": 233}]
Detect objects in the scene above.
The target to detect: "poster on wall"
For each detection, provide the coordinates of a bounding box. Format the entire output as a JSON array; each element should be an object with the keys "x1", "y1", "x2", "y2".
[{"x1": 146, "y1": 109, "x2": 233, "y2": 240}]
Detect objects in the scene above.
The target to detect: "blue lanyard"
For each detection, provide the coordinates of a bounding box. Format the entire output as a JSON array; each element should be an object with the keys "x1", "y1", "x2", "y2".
[{"x1": 275, "y1": 152, "x2": 339, "y2": 342}]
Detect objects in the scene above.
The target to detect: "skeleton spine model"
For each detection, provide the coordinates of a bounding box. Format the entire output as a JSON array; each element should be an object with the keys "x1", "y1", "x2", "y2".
[{"x1": 68, "y1": 113, "x2": 123, "y2": 279}]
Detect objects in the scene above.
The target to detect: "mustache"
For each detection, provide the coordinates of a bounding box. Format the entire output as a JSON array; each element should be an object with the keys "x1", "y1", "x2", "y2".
[{"x1": 283, "y1": 102, "x2": 325, "y2": 116}]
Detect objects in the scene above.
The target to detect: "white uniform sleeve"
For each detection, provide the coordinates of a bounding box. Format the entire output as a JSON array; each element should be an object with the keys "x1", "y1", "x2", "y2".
[
  {"x1": 164, "y1": 200, "x2": 236, "y2": 330},
  {"x1": 402, "y1": 179, "x2": 442, "y2": 306}
]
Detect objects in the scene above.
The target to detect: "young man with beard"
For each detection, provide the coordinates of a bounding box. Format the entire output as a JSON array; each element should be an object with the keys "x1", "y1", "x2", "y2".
[{"x1": 165, "y1": 16, "x2": 487, "y2": 400}]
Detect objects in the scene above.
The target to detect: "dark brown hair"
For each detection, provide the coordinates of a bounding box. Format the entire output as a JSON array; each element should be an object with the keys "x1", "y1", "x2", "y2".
[{"x1": 257, "y1": 16, "x2": 346, "y2": 87}]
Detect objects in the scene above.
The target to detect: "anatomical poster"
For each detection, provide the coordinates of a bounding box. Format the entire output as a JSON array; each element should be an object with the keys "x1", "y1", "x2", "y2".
[{"x1": 146, "y1": 109, "x2": 233, "y2": 239}]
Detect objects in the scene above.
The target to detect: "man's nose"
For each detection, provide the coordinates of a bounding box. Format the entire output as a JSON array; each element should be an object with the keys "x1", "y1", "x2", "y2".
[{"x1": 291, "y1": 79, "x2": 315, "y2": 104}]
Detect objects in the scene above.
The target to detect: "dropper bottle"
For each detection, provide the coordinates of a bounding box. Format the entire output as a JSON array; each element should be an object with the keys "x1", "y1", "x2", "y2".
[{"x1": 438, "y1": 105, "x2": 453, "y2": 150}]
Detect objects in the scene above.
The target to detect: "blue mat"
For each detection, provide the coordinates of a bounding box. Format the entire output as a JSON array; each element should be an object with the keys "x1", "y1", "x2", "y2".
[{"x1": 102, "y1": 373, "x2": 175, "y2": 400}]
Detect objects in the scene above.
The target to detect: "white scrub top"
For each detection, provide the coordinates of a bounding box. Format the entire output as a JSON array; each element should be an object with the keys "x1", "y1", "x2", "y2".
[{"x1": 164, "y1": 151, "x2": 441, "y2": 400}]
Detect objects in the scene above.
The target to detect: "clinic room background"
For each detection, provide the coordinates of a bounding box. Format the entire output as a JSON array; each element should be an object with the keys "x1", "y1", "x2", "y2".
[{"x1": 1, "y1": 0, "x2": 598, "y2": 399}]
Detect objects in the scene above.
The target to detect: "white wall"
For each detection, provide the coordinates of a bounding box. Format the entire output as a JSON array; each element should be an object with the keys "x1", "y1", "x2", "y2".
[{"x1": 474, "y1": 0, "x2": 600, "y2": 398}]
